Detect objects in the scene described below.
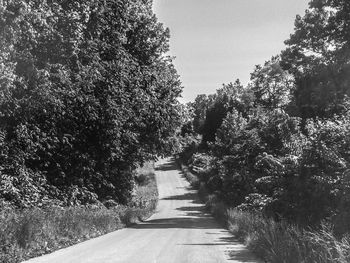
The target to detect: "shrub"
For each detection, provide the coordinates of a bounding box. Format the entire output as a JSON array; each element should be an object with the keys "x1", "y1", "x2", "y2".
[
  {"x1": 0, "y1": 0, "x2": 182, "y2": 209},
  {"x1": 0, "y1": 205, "x2": 122, "y2": 262},
  {"x1": 227, "y1": 209, "x2": 350, "y2": 263},
  {"x1": 0, "y1": 162, "x2": 158, "y2": 262}
]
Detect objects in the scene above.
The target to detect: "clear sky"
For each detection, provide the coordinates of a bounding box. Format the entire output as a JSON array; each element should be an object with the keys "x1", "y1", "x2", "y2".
[{"x1": 153, "y1": 0, "x2": 310, "y2": 102}]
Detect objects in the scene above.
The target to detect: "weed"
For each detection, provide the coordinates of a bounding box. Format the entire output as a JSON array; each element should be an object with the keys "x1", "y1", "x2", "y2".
[
  {"x1": 227, "y1": 209, "x2": 350, "y2": 263},
  {"x1": 0, "y1": 162, "x2": 158, "y2": 262},
  {"x1": 179, "y1": 160, "x2": 350, "y2": 263}
]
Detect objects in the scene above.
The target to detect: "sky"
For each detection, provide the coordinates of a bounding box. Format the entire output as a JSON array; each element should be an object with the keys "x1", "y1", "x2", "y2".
[{"x1": 152, "y1": 0, "x2": 310, "y2": 102}]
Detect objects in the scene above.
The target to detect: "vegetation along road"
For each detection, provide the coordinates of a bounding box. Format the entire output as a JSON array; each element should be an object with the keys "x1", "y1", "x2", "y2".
[{"x1": 24, "y1": 158, "x2": 259, "y2": 263}]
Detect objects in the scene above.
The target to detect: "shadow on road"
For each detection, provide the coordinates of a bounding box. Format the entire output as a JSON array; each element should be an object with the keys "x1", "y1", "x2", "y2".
[
  {"x1": 131, "y1": 217, "x2": 217, "y2": 229},
  {"x1": 161, "y1": 185, "x2": 202, "y2": 204},
  {"x1": 132, "y1": 188, "x2": 216, "y2": 230},
  {"x1": 147, "y1": 158, "x2": 260, "y2": 262},
  {"x1": 228, "y1": 249, "x2": 261, "y2": 262},
  {"x1": 132, "y1": 215, "x2": 258, "y2": 261},
  {"x1": 162, "y1": 192, "x2": 198, "y2": 201},
  {"x1": 155, "y1": 158, "x2": 177, "y2": 171}
]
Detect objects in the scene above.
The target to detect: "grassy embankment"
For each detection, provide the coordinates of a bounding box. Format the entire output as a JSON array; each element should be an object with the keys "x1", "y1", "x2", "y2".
[
  {"x1": 179, "y1": 160, "x2": 350, "y2": 263},
  {"x1": 0, "y1": 162, "x2": 158, "y2": 263}
]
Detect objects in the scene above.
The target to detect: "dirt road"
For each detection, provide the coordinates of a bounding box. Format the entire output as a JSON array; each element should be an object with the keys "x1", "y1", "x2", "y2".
[{"x1": 24, "y1": 158, "x2": 259, "y2": 263}]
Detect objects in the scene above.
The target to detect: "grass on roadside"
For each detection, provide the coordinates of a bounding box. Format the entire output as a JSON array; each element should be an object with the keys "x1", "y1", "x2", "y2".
[
  {"x1": 0, "y1": 162, "x2": 158, "y2": 263},
  {"x1": 0, "y1": 205, "x2": 124, "y2": 263},
  {"x1": 180, "y1": 160, "x2": 350, "y2": 263},
  {"x1": 227, "y1": 209, "x2": 350, "y2": 263}
]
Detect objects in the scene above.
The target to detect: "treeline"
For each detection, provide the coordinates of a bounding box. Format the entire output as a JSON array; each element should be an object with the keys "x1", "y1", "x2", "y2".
[
  {"x1": 0, "y1": 0, "x2": 182, "y2": 208},
  {"x1": 181, "y1": 0, "x2": 350, "y2": 236}
]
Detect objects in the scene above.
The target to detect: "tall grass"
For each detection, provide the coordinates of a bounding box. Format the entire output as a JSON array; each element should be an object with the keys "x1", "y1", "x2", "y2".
[
  {"x1": 180, "y1": 160, "x2": 350, "y2": 263},
  {"x1": 227, "y1": 209, "x2": 350, "y2": 263},
  {"x1": 0, "y1": 205, "x2": 124, "y2": 262},
  {"x1": 203, "y1": 189, "x2": 350, "y2": 263},
  {"x1": 0, "y1": 162, "x2": 158, "y2": 263}
]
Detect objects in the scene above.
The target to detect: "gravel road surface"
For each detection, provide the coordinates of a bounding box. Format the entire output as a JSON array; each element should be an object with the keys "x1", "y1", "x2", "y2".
[{"x1": 24, "y1": 158, "x2": 260, "y2": 263}]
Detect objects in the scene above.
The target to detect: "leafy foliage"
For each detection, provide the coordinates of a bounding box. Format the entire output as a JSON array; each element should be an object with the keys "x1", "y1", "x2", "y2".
[
  {"x1": 281, "y1": 0, "x2": 350, "y2": 118},
  {"x1": 174, "y1": 0, "x2": 350, "y2": 261},
  {"x1": 186, "y1": 86, "x2": 350, "y2": 231},
  {"x1": 0, "y1": 161, "x2": 158, "y2": 262},
  {"x1": 181, "y1": 0, "x2": 350, "y2": 235},
  {"x1": 250, "y1": 56, "x2": 294, "y2": 110},
  {"x1": 227, "y1": 209, "x2": 350, "y2": 263},
  {"x1": 0, "y1": 0, "x2": 182, "y2": 207}
]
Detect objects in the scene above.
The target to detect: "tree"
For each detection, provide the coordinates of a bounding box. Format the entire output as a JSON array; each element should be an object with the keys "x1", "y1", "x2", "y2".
[
  {"x1": 0, "y1": 0, "x2": 182, "y2": 207},
  {"x1": 190, "y1": 94, "x2": 209, "y2": 134},
  {"x1": 201, "y1": 80, "x2": 250, "y2": 142},
  {"x1": 281, "y1": 0, "x2": 350, "y2": 119},
  {"x1": 249, "y1": 56, "x2": 294, "y2": 110}
]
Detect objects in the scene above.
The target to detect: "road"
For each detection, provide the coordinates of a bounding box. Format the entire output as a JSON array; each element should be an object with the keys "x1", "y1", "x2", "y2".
[{"x1": 24, "y1": 158, "x2": 260, "y2": 263}]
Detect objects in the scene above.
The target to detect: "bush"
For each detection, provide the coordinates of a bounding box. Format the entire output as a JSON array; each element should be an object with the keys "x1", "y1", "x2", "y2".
[
  {"x1": 184, "y1": 105, "x2": 350, "y2": 233},
  {"x1": 189, "y1": 153, "x2": 214, "y2": 175},
  {"x1": 0, "y1": 206, "x2": 122, "y2": 262},
  {"x1": 0, "y1": 162, "x2": 158, "y2": 262},
  {"x1": 227, "y1": 209, "x2": 350, "y2": 263},
  {"x1": 0, "y1": 0, "x2": 182, "y2": 209}
]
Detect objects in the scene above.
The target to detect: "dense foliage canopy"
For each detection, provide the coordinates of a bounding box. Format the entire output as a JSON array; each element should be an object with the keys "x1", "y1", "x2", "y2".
[
  {"x1": 0, "y1": 0, "x2": 182, "y2": 207},
  {"x1": 281, "y1": 0, "x2": 350, "y2": 118},
  {"x1": 182, "y1": 0, "x2": 350, "y2": 235}
]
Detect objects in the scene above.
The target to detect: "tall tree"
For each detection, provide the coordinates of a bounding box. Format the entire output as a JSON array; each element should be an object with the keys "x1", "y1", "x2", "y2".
[
  {"x1": 190, "y1": 94, "x2": 209, "y2": 134},
  {"x1": 249, "y1": 56, "x2": 294, "y2": 110},
  {"x1": 201, "y1": 80, "x2": 249, "y2": 142},
  {"x1": 0, "y1": 0, "x2": 182, "y2": 206},
  {"x1": 281, "y1": 0, "x2": 350, "y2": 119}
]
